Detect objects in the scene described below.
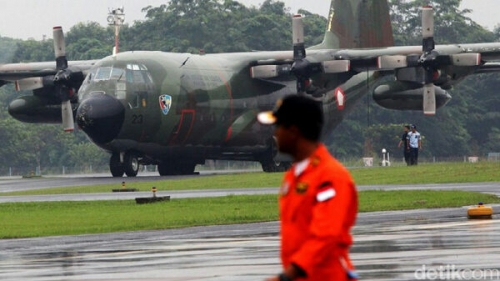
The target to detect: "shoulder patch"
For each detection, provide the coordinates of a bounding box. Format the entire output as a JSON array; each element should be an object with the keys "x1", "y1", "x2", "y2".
[
  {"x1": 316, "y1": 188, "x2": 336, "y2": 202},
  {"x1": 311, "y1": 156, "x2": 320, "y2": 167},
  {"x1": 316, "y1": 181, "x2": 335, "y2": 202},
  {"x1": 295, "y1": 182, "x2": 308, "y2": 194}
]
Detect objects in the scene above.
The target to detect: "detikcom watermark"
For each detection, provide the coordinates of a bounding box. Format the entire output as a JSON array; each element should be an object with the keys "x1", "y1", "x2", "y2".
[{"x1": 415, "y1": 265, "x2": 500, "y2": 280}]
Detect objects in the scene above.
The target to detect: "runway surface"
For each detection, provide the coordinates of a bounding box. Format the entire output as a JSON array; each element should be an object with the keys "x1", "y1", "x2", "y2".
[
  {"x1": 0, "y1": 179, "x2": 499, "y2": 203},
  {"x1": 1, "y1": 207, "x2": 499, "y2": 280},
  {"x1": 1, "y1": 176, "x2": 500, "y2": 280}
]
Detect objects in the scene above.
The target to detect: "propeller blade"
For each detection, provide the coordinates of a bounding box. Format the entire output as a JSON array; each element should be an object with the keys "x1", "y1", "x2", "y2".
[
  {"x1": 423, "y1": 84, "x2": 436, "y2": 115},
  {"x1": 296, "y1": 78, "x2": 308, "y2": 93},
  {"x1": 292, "y1": 15, "x2": 305, "y2": 60},
  {"x1": 53, "y1": 26, "x2": 67, "y2": 70},
  {"x1": 61, "y1": 99, "x2": 74, "y2": 132},
  {"x1": 421, "y1": 6, "x2": 434, "y2": 54}
]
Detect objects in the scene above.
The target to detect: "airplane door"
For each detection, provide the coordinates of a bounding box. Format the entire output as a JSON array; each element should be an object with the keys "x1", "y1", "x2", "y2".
[
  {"x1": 126, "y1": 64, "x2": 156, "y2": 141},
  {"x1": 169, "y1": 109, "x2": 195, "y2": 145}
]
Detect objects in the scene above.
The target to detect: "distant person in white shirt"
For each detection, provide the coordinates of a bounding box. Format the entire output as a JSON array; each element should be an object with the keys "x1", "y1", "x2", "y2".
[{"x1": 407, "y1": 125, "x2": 422, "y2": 165}]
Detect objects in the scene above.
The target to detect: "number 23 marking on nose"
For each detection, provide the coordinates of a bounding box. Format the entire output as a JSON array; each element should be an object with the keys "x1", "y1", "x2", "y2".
[{"x1": 132, "y1": 115, "x2": 143, "y2": 124}]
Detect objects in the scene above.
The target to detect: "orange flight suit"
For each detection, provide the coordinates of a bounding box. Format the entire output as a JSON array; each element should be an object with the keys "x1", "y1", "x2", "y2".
[{"x1": 279, "y1": 144, "x2": 358, "y2": 281}]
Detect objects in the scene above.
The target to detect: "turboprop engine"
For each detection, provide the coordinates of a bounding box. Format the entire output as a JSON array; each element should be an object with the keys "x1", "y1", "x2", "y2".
[{"x1": 373, "y1": 81, "x2": 451, "y2": 111}]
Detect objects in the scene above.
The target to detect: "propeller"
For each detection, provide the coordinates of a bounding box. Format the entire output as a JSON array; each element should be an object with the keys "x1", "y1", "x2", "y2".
[
  {"x1": 420, "y1": 6, "x2": 437, "y2": 115},
  {"x1": 290, "y1": 15, "x2": 325, "y2": 94},
  {"x1": 53, "y1": 26, "x2": 75, "y2": 132},
  {"x1": 377, "y1": 6, "x2": 482, "y2": 115},
  {"x1": 249, "y1": 14, "x2": 350, "y2": 95}
]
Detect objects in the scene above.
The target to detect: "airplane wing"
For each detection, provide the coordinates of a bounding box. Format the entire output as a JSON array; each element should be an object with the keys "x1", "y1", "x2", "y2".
[
  {"x1": 0, "y1": 60, "x2": 97, "y2": 87},
  {"x1": 251, "y1": 7, "x2": 500, "y2": 116},
  {"x1": 0, "y1": 27, "x2": 99, "y2": 132}
]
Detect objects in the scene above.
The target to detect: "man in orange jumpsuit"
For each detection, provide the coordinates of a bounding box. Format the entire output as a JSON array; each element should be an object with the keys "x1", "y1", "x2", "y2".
[{"x1": 258, "y1": 95, "x2": 358, "y2": 281}]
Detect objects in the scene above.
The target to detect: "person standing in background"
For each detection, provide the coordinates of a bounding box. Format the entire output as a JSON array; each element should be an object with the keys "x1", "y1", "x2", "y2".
[
  {"x1": 398, "y1": 125, "x2": 411, "y2": 166},
  {"x1": 407, "y1": 125, "x2": 422, "y2": 165}
]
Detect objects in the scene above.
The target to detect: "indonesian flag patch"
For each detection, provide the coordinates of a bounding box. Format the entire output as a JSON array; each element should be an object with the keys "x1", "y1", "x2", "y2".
[{"x1": 316, "y1": 182, "x2": 336, "y2": 202}]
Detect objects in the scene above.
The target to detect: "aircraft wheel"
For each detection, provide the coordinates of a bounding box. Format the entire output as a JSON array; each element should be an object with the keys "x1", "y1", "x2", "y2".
[
  {"x1": 110, "y1": 154, "x2": 125, "y2": 177},
  {"x1": 179, "y1": 163, "x2": 196, "y2": 175},
  {"x1": 124, "y1": 152, "x2": 139, "y2": 177},
  {"x1": 261, "y1": 159, "x2": 291, "y2": 173},
  {"x1": 260, "y1": 137, "x2": 291, "y2": 172}
]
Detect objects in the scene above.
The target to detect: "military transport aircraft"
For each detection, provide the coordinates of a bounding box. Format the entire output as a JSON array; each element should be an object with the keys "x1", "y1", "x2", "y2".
[{"x1": 1, "y1": 0, "x2": 500, "y2": 177}]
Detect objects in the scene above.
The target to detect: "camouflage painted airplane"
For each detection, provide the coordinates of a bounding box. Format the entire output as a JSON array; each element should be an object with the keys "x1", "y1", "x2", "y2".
[{"x1": 1, "y1": 0, "x2": 500, "y2": 177}]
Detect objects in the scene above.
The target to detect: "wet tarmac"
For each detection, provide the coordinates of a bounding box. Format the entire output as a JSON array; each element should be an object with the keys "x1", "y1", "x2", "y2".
[
  {"x1": 1, "y1": 177, "x2": 500, "y2": 280},
  {"x1": 1, "y1": 181, "x2": 499, "y2": 203},
  {"x1": 1, "y1": 206, "x2": 500, "y2": 280}
]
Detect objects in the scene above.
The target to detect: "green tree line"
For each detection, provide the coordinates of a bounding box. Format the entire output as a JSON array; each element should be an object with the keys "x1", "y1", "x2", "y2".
[{"x1": 0, "y1": 0, "x2": 499, "y2": 173}]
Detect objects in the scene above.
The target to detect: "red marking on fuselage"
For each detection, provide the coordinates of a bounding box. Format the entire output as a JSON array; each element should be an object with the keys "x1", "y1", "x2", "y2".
[
  {"x1": 170, "y1": 109, "x2": 196, "y2": 145},
  {"x1": 225, "y1": 126, "x2": 233, "y2": 142},
  {"x1": 335, "y1": 87, "x2": 345, "y2": 110}
]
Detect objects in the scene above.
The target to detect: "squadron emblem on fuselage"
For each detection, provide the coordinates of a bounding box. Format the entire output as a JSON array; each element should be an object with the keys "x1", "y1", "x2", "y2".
[{"x1": 159, "y1": 95, "x2": 172, "y2": 115}]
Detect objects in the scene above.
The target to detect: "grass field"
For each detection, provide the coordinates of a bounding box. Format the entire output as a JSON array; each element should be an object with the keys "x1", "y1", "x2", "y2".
[
  {"x1": 0, "y1": 161, "x2": 499, "y2": 238},
  {"x1": 1, "y1": 190, "x2": 499, "y2": 239},
  {"x1": 1, "y1": 161, "x2": 499, "y2": 196}
]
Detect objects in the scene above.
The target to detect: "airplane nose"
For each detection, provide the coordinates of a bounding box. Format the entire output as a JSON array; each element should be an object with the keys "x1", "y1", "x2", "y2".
[{"x1": 76, "y1": 92, "x2": 125, "y2": 144}]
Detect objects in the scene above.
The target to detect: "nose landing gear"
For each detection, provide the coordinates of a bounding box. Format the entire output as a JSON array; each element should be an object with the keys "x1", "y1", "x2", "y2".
[{"x1": 109, "y1": 152, "x2": 140, "y2": 177}]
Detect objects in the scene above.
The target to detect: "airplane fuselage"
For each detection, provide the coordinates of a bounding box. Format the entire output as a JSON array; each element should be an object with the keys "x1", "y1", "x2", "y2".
[{"x1": 75, "y1": 51, "x2": 371, "y2": 171}]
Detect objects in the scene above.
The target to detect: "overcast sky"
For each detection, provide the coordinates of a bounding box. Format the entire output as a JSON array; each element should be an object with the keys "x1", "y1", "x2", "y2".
[{"x1": 0, "y1": 0, "x2": 498, "y2": 40}]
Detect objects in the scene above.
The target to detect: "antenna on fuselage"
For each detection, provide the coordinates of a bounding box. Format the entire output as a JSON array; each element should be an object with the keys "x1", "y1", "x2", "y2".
[{"x1": 107, "y1": 7, "x2": 125, "y2": 56}]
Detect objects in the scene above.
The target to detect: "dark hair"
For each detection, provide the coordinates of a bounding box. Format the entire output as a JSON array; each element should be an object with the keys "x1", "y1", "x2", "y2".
[
  {"x1": 404, "y1": 125, "x2": 410, "y2": 130},
  {"x1": 274, "y1": 95, "x2": 323, "y2": 141}
]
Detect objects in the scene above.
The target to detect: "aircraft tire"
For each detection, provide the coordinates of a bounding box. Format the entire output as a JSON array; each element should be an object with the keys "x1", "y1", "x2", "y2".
[
  {"x1": 261, "y1": 160, "x2": 291, "y2": 173},
  {"x1": 110, "y1": 154, "x2": 125, "y2": 177},
  {"x1": 124, "y1": 152, "x2": 139, "y2": 177},
  {"x1": 260, "y1": 137, "x2": 291, "y2": 172}
]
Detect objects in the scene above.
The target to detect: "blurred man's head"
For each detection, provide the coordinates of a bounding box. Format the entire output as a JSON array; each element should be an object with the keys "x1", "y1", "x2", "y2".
[{"x1": 258, "y1": 95, "x2": 324, "y2": 154}]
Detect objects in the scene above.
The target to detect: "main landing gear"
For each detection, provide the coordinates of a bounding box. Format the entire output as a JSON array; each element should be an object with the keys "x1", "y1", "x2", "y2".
[
  {"x1": 110, "y1": 152, "x2": 140, "y2": 177},
  {"x1": 259, "y1": 137, "x2": 291, "y2": 172}
]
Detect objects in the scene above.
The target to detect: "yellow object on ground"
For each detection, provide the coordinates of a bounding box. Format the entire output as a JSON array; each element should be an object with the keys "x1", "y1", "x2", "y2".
[{"x1": 467, "y1": 202, "x2": 493, "y2": 219}]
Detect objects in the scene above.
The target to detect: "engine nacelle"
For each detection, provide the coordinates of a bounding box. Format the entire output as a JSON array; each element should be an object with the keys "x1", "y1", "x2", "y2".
[
  {"x1": 373, "y1": 81, "x2": 451, "y2": 111},
  {"x1": 8, "y1": 95, "x2": 65, "y2": 124}
]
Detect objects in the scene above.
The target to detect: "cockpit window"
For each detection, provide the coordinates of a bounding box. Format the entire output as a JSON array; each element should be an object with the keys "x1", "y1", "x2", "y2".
[
  {"x1": 111, "y1": 68, "x2": 125, "y2": 80},
  {"x1": 95, "y1": 67, "x2": 112, "y2": 80},
  {"x1": 125, "y1": 64, "x2": 153, "y2": 84},
  {"x1": 92, "y1": 66, "x2": 126, "y2": 81}
]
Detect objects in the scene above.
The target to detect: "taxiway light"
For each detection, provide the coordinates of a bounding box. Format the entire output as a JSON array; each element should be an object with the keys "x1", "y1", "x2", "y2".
[{"x1": 467, "y1": 202, "x2": 493, "y2": 219}]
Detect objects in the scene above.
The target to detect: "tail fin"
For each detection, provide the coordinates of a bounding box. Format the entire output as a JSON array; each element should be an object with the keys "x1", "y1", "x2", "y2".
[{"x1": 311, "y1": 0, "x2": 394, "y2": 49}]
